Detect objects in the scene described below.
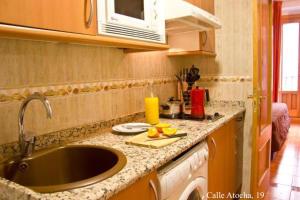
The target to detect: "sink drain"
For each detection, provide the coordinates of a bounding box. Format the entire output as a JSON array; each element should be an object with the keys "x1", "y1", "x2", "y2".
[{"x1": 18, "y1": 162, "x2": 29, "y2": 172}]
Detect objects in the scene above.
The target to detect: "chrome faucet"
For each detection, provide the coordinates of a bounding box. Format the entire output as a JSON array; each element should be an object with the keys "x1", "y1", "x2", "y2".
[{"x1": 18, "y1": 92, "x2": 53, "y2": 157}]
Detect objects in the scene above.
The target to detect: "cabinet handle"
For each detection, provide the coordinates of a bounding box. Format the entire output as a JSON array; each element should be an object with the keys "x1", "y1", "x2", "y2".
[
  {"x1": 209, "y1": 137, "x2": 217, "y2": 160},
  {"x1": 200, "y1": 31, "x2": 208, "y2": 46},
  {"x1": 236, "y1": 116, "x2": 243, "y2": 121},
  {"x1": 86, "y1": 0, "x2": 94, "y2": 27},
  {"x1": 149, "y1": 179, "x2": 159, "y2": 200}
]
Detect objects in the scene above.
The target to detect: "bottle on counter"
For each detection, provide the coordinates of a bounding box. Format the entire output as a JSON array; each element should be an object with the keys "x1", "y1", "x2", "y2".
[{"x1": 145, "y1": 83, "x2": 159, "y2": 125}]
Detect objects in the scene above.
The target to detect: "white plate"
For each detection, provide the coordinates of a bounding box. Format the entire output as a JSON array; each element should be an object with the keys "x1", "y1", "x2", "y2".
[{"x1": 112, "y1": 123, "x2": 151, "y2": 135}]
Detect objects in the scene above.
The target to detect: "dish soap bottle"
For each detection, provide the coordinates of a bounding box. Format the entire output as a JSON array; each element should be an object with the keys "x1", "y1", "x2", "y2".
[{"x1": 145, "y1": 82, "x2": 159, "y2": 125}]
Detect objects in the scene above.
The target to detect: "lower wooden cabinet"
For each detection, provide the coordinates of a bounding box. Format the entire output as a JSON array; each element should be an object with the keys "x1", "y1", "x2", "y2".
[
  {"x1": 109, "y1": 171, "x2": 159, "y2": 200},
  {"x1": 207, "y1": 115, "x2": 244, "y2": 199},
  {"x1": 207, "y1": 123, "x2": 228, "y2": 199},
  {"x1": 226, "y1": 119, "x2": 238, "y2": 195},
  {"x1": 234, "y1": 115, "x2": 244, "y2": 193}
]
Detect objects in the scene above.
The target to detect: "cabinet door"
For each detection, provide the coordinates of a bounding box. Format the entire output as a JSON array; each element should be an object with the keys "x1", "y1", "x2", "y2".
[
  {"x1": 0, "y1": 0, "x2": 97, "y2": 35},
  {"x1": 208, "y1": 120, "x2": 238, "y2": 200},
  {"x1": 235, "y1": 129, "x2": 243, "y2": 193},
  {"x1": 110, "y1": 171, "x2": 159, "y2": 200},
  {"x1": 185, "y1": 0, "x2": 202, "y2": 8},
  {"x1": 185, "y1": 0, "x2": 214, "y2": 13},
  {"x1": 207, "y1": 126, "x2": 227, "y2": 199},
  {"x1": 234, "y1": 115, "x2": 244, "y2": 193},
  {"x1": 226, "y1": 120, "x2": 237, "y2": 196}
]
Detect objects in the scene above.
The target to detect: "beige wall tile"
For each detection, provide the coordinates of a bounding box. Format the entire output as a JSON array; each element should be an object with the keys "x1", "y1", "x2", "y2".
[{"x1": 0, "y1": 39, "x2": 182, "y2": 89}]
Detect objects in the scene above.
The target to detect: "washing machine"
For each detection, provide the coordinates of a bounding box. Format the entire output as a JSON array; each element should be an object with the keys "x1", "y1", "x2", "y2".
[{"x1": 158, "y1": 142, "x2": 208, "y2": 200}]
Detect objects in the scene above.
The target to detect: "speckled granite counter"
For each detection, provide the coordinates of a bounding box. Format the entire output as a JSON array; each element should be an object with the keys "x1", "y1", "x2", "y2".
[{"x1": 0, "y1": 102, "x2": 245, "y2": 200}]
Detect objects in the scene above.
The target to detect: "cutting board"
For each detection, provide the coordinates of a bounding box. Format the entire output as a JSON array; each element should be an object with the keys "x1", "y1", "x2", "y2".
[{"x1": 125, "y1": 132, "x2": 181, "y2": 148}]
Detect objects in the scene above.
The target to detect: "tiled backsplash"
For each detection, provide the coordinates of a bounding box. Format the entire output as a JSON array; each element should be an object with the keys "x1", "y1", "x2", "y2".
[
  {"x1": 0, "y1": 38, "x2": 183, "y2": 145},
  {"x1": 0, "y1": 39, "x2": 180, "y2": 89}
]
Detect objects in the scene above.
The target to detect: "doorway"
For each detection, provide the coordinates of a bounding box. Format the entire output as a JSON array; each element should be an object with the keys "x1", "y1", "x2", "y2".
[{"x1": 279, "y1": 22, "x2": 300, "y2": 118}]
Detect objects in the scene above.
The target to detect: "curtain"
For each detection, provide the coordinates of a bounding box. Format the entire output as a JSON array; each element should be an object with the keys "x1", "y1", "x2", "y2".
[{"x1": 273, "y1": 1, "x2": 282, "y2": 102}]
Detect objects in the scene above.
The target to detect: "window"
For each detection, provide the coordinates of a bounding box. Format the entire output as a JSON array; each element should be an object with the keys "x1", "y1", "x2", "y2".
[{"x1": 281, "y1": 23, "x2": 299, "y2": 91}]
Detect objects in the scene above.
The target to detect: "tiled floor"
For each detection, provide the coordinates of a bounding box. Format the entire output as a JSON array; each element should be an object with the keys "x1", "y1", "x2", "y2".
[{"x1": 265, "y1": 124, "x2": 300, "y2": 200}]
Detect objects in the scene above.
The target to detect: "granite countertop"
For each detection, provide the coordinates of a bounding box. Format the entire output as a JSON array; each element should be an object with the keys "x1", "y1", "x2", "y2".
[{"x1": 0, "y1": 102, "x2": 245, "y2": 200}]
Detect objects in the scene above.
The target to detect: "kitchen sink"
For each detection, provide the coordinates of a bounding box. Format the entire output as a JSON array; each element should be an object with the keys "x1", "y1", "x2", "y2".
[{"x1": 0, "y1": 145, "x2": 127, "y2": 193}]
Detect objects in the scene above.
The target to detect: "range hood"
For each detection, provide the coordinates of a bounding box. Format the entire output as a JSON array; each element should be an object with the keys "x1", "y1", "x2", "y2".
[{"x1": 165, "y1": 0, "x2": 221, "y2": 35}]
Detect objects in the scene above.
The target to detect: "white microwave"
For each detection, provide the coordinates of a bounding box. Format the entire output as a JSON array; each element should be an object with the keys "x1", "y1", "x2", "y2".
[{"x1": 97, "y1": 0, "x2": 166, "y2": 43}]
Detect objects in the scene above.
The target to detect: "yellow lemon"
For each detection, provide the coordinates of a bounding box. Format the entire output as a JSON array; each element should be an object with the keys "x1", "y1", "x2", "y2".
[
  {"x1": 162, "y1": 128, "x2": 177, "y2": 136},
  {"x1": 155, "y1": 123, "x2": 171, "y2": 133},
  {"x1": 147, "y1": 127, "x2": 159, "y2": 138}
]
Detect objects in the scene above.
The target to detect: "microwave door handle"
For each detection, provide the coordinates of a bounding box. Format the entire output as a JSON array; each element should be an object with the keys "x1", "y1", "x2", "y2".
[{"x1": 86, "y1": 0, "x2": 94, "y2": 27}]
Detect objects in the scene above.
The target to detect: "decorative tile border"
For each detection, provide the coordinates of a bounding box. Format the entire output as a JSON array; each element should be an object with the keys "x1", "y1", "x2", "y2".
[
  {"x1": 0, "y1": 76, "x2": 251, "y2": 103},
  {"x1": 0, "y1": 77, "x2": 176, "y2": 103},
  {"x1": 0, "y1": 112, "x2": 145, "y2": 160},
  {"x1": 197, "y1": 75, "x2": 252, "y2": 83}
]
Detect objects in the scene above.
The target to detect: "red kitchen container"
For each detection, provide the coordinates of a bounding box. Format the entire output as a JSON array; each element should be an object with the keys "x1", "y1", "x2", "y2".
[{"x1": 191, "y1": 87, "x2": 205, "y2": 118}]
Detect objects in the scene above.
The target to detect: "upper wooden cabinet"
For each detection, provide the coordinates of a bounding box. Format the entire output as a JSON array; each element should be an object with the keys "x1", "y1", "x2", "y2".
[
  {"x1": 168, "y1": 0, "x2": 216, "y2": 56},
  {"x1": 185, "y1": 0, "x2": 214, "y2": 13},
  {"x1": 168, "y1": 30, "x2": 215, "y2": 55},
  {"x1": 0, "y1": 0, "x2": 97, "y2": 35}
]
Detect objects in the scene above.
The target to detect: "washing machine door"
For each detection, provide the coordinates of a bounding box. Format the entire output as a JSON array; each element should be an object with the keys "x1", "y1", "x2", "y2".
[{"x1": 179, "y1": 177, "x2": 206, "y2": 200}]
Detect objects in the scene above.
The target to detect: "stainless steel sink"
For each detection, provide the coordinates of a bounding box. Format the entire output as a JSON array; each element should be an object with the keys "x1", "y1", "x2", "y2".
[{"x1": 0, "y1": 145, "x2": 127, "y2": 193}]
